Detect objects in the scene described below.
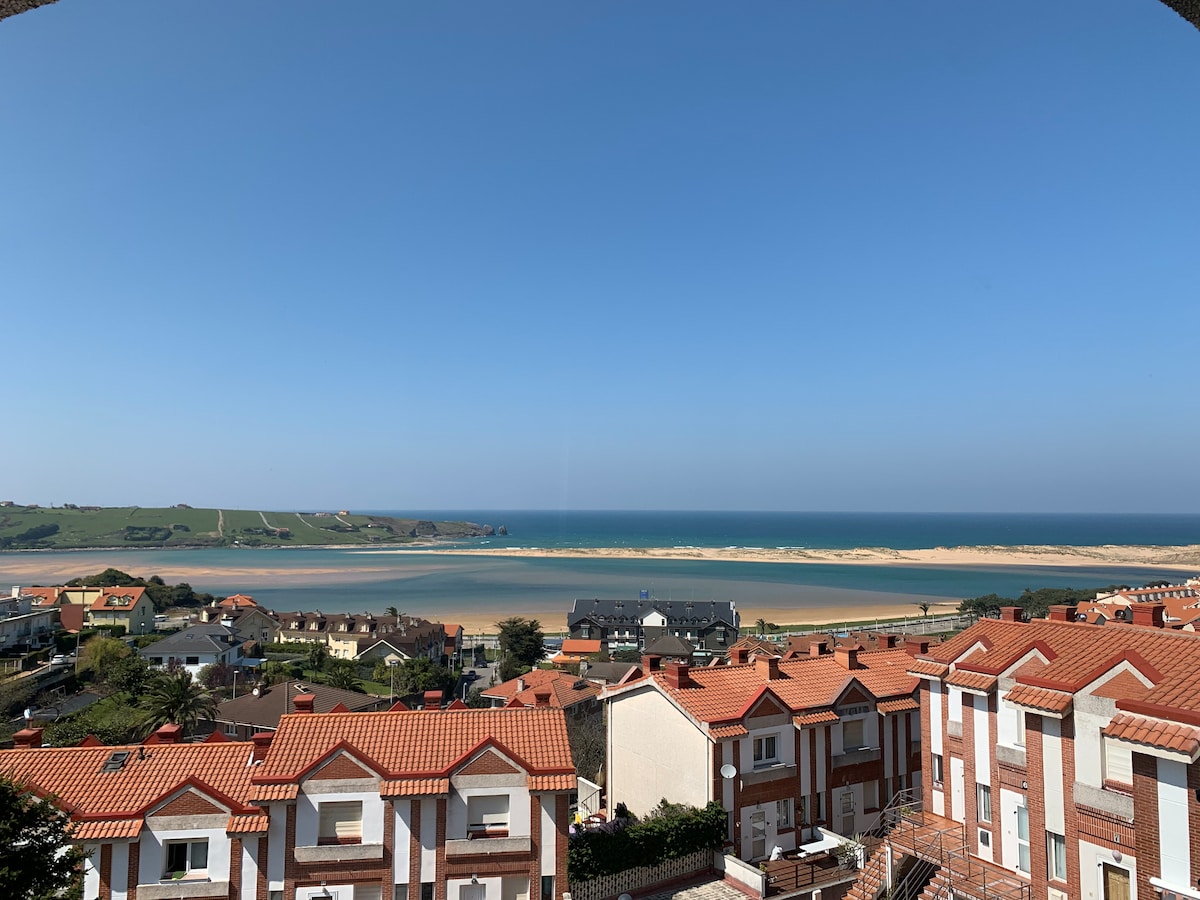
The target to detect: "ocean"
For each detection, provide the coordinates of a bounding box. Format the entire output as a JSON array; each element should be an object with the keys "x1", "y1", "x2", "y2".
[{"x1": 2, "y1": 511, "x2": 1196, "y2": 631}]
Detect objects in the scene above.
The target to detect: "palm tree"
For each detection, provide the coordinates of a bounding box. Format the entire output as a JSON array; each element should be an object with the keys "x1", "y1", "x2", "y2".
[
  {"x1": 326, "y1": 662, "x2": 363, "y2": 692},
  {"x1": 306, "y1": 642, "x2": 330, "y2": 674},
  {"x1": 141, "y1": 670, "x2": 218, "y2": 736},
  {"x1": 918, "y1": 602, "x2": 931, "y2": 617},
  {"x1": 756, "y1": 618, "x2": 768, "y2": 636},
  {"x1": 385, "y1": 606, "x2": 400, "y2": 618}
]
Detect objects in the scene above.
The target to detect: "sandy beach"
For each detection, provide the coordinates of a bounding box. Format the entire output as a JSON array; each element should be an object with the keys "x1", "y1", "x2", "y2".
[{"x1": 432, "y1": 543, "x2": 1200, "y2": 569}]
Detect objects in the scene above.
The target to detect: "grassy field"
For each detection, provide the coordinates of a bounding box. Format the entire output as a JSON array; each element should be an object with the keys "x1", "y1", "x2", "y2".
[{"x1": 0, "y1": 505, "x2": 487, "y2": 550}]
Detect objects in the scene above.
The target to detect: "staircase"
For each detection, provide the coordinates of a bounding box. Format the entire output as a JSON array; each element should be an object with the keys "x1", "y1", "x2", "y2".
[
  {"x1": 842, "y1": 843, "x2": 892, "y2": 900},
  {"x1": 916, "y1": 867, "x2": 953, "y2": 900},
  {"x1": 891, "y1": 857, "x2": 938, "y2": 900}
]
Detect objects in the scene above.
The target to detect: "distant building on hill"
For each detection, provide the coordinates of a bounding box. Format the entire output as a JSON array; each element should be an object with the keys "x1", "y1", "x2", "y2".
[{"x1": 566, "y1": 593, "x2": 739, "y2": 659}]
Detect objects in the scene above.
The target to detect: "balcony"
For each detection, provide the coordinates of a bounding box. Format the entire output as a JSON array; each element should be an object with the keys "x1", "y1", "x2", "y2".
[
  {"x1": 294, "y1": 843, "x2": 384, "y2": 864},
  {"x1": 742, "y1": 762, "x2": 797, "y2": 786},
  {"x1": 446, "y1": 836, "x2": 532, "y2": 856},
  {"x1": 832, "y1": 747, "x2": 881, "y2": 768},
  {"x1": 139, "y1": 882, "x2": 231, "y2": 900}
]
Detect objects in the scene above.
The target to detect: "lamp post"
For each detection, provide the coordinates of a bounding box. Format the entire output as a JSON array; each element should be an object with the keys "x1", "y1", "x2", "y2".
[{"x1": 388, "y1": 658, "x2": 398, "y2": 702}]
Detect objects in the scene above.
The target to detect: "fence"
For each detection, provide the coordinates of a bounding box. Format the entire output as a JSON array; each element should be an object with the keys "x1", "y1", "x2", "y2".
[{"x1": 567, "y1": 848, "x2": 714, "y2": 900}]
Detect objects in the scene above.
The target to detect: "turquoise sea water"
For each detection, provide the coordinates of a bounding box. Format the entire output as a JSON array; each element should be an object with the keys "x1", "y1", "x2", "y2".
[{"x1": 2, "y1": 512, "x2": 1196, "y2": 629}]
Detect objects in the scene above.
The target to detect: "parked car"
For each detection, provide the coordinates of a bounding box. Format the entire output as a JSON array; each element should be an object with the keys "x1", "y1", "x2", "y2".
[{"x1": 49, "y1": 654, "x2": 75, "y2": 667}]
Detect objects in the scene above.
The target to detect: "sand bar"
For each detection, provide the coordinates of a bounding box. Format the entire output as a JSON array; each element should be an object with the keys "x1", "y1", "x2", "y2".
[{"x1": 427, "y1": 543, "x2": 1200, "y2": 569}]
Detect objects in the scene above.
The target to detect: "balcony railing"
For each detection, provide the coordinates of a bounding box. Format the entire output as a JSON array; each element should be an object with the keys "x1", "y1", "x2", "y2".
[{"x1": 832, "y1": 746, "x2": 881, "y2": 768}]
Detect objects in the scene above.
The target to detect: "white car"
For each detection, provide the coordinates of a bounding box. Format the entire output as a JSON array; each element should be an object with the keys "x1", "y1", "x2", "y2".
[{"x1": 49, "y1": 654, "x2": 74, "y2": 667}]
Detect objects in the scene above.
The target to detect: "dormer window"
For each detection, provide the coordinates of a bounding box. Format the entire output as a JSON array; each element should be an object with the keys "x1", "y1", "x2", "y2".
[
  {"x1": 753, "y1": 735, "x2": 778, "y2": 767},
  {"x1": 467, "y1": 795, "x2": 509, "y2": 837},
  {"x1": 163, "y1": 839, "x2": 208, "y2": 881}
]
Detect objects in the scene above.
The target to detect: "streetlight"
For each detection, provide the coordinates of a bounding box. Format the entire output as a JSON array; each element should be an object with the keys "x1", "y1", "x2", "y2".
[{"x1": 388, "y1": 658, "x2": 399, "y2": 702}]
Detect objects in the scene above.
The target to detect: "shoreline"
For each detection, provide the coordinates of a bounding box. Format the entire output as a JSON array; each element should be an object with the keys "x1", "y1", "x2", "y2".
[{"x1": 405, "y1": 543, "x2": 1200, "y2": 570}]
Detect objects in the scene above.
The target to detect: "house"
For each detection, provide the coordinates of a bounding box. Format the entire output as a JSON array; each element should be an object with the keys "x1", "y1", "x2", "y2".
[
  {"x1": 0, "y1": 587, "x2": 59, "y2": 653},
  {"x1": 605, "y1": 646, "x2": 922, "y2": 861},
  {"x1": 641, "y1": 634, "x2": 695, "y2": 662},
  {"x1": 212, "y1": 681, "x2": 389, "y2": 739},
  {"x1": 2, "y1": 703, "x2": 575, "y2": 900},
  {"x1": 198, "y1": 600, "x2": 281, "y2": 646},
  {"x1": 442, "y1": 623, "x2": 464, "y2": 665},
  {"x1": 139, "y1": 624, "x2": 245, "y2": 676},
  {"x1": 86, "y1": 587, "x2": 157, "y2": 636},
  {"x1": 275, "y1": 611, "x2": 445, "y2": 663},
  {"x1": 548, "y1": 638, "x2": 602, "y2": 668},
  {"x1": 1, "y1": 726, "x2": 268, "y2": 900},
  {"x1": 479, "y1": 668, "x2": 602, "y2": 719},
  {"x1": 785, "y1": 630, "x2": 907, "y2": 656},
  {"x1": 567, "y1": 594, "x2": 739, "y2": 659},
  {"x1": 872, "y1": 604, "x2": 1200, "y2": 900}
]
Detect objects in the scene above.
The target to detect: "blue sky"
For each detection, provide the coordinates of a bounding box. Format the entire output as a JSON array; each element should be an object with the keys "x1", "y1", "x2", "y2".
[{"x1": 2, "y1": 1, "x2": 1198, "y2": 513}]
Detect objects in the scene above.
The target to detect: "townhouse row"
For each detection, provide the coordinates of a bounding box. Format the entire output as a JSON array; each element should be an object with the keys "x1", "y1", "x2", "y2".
[{"x1": 2, "y1": 703, "x2": 574, "y2": 900}]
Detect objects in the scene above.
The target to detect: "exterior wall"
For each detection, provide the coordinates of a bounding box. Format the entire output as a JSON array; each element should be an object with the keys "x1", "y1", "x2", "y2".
[{"x1": 607, "y1": 686, "x2": 710, "y2": 817}]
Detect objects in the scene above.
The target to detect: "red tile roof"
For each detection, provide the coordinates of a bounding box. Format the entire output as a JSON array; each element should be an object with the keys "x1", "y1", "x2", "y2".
[
  {"x1": 226, "y1": 814, "x2": 270, "y2": 834},
  {"x1": 793, "y1": 710, "x2": 841, "y2": 726},
  {"x1": 877, "y1": 697, "x2": 920, "y2": 715},
  {"x1": 560, "y1": 639, "x2": 603, "y2": 655},
  {"x1": 73, "y1": 819, "x2": 145, "y2": 841},
  {"x1": 946, "y1": 670, "x2": 998, "y2": 692},
  {"x1": 1104, "y1": 713, "x2": 1200, "y2": 758},
  {"x1": 925, "y1": 618, "x2": 1200, "y2": 725},
  {"x1": 0, "y1": 742, "x2": 260, "y2": 825},
  {"x1": 1005, "y1": 684, "x2": 1073, "y2": 715},
  {"x1": 906, "y1": 659, "x2": 949, "y2": 678},
  {"x1": 710, "y1": 723, "x2": 750, "y2": 738},
  {"x1": 89, "y1": 587, "x2": 148, "y2": 611},
  {"x1": 609, "y1": 649, "x2": 917, "y2": 725},
  {"x1": 481, "y1": 668, "x2": 601, "y2": 710},
  {"x1": 253, "y1": 707, "x2": 574, "y2": 785},
  {"x1": 382, "y1": 778, "x2": 450, "y2": 797}
]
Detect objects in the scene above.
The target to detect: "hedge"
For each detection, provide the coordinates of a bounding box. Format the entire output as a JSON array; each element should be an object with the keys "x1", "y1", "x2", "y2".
[{"x1": 567, "y1": 801, "x2": 726, "y2": 882}]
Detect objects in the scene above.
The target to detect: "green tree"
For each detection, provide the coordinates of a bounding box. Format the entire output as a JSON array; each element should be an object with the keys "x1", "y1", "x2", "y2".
[
  {"x1": 611, "y1": 648, "x2": 642, "y2": 663},
  {"x1": 141, "y1": 670, "x2": 217, "y2": 736},
  {"x1": 385, "y1": 606, "x2": 400, "y2": 618},
  {"x1": 755, "y1": 618, "x2": 767, "y2": 636},
  {"x1": 45, "y1": 704, "x2": 146, "y2": 747},
  {"x1": 464, "y1": 686, "x2": 489, "y2": 708},
  {"x1": 399, "y1": 657, "x2": 455, "y2": 695},
  {"x1": 0, "y1": 775, "x2": 86, "y2": 900},
  {"x1": 79, "y1": 635, "x2": 130, "y2": 675},
  {"x1": 496, "y1": 617, "x2": 544, "y2": 681},
  {"x1": 918, "y1": 602, "x2": 931, "y2": 617},
  {"x1": 107, "y1": 655, "x2": 153, "y2": 697},
  {"x1": 306, "y1": 642, "x2": 330, "y2": 674},
  {"x1": 325, "y1": 662, "x2": 364, "y2": 692}
]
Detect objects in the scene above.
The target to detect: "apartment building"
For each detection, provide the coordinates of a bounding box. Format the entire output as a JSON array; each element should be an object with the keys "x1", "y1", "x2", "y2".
[
  {"x1": 567, "y1": 595, "x2": 739, "y2": 659},
  {"x1": 275, "y1": 612, "x2": 445, "y2": 663},
  {"x1": 905, "y1": 606, "x2": 1200, "y2": 900},
  {"x1": 604, "y1": 646, "x2": 923, "y2": 861},
  {"x1": 1, "y1": 703, "x2": 575, "y2": 900}
]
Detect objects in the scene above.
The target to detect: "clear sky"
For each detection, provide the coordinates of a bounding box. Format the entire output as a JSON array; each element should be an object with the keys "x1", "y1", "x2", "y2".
[{"x1": 2, "y1": 1, "x2": 1198, "y2": 513}]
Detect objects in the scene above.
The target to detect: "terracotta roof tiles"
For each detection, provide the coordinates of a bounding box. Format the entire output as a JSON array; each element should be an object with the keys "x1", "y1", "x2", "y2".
[
  {"x1": 1104, "y1": 713, "x2": 1200, "y2": 758},
  {"x1": 254, "y1": 707, "x2": 574, "y2": 783},
  {"x1": 382, "y1": 778, "x2": 450, "y2": 796},
  {"x1": 793, "y1": 710, "x2": 840, "y2": 726},
  {"x1": 0, "y1": 742, "x2": 259, "y2": 821},
  {"x1": 877, "y1": 697, "x2": 920, "y2": 715},
  {"x1": 611, "y1": 649, "x2": 917, "y2": 725},
  {"x1": 710, "y1": 723, "x2": 750, "y2": 738},
  {"x1": 481, "y1": 669, "x2": 601, "y2": 711},
  {"x1": 946, "y1": 670, "x2": 998, "y2": 693},
  {"x1": 907, "y1": 659, "x2": 949, "y2": 678},
  {"x1": 226, "y1": 814, "x2": 270, "y2": 834},
  {"x1": 1005, "y1": 684, "x2": 1073, "y2": 715}
]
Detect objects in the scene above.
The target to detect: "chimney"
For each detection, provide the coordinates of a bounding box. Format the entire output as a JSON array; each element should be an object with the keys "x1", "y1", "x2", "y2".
[
  {"x1": 905, "y1": 639, "x2": 931, "y2": 657},
  {"x1": 1131, "y1": 603, "x2": 1166, "y2": 629},
  {"x1": 731, "y1": 648, "x2": 750, "y2": 665},
  {"x1": 533, "y1": 688, "x2": 552, "y2": 707},
  {"x1": 516, "y1": 677, "x2": 526, "y2": 692},
  {"x1": 879, "y1": 634, "x2": 898, "y2": 649},
  {"x1": 999, "y1": 607, "x2": 1024, "y2": 623},
  {"x1": 293, "y1": 693, "x2": 316, "y2": 714},
  {"x1": 664, "y1": 660, "x2": 692, "y2": 689},
  {"x1": 152, "y1": 723, "x2": 182, "y2": 744},
  {"x1": 754, "y1": 655, "x2": 781, "y2": 681},
  {"x1": 809, "y1": 640, "x2": 829, "y2": 658},
  {"x1": 1047, "y1": 605, "x2": 1075, "y2": 622},
  {"x1": 12, "y1": 727, "x2": 43, "y2": 749},
  {"x1": 641, "y1": 654, "x2": 662, "y2": 672},
  {"x1": 423, "y1": 690, "x2": 442, "y2": 710},
  {"x1": 251, "y1": 732, "x2": 274, "y2": 762},
  {"x1": 834, "y1": 646, "x2": 861, "y2": 670}
]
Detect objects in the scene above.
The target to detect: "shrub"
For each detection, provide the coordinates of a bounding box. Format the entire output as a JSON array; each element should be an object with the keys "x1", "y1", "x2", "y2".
[{"x1": 567, "y1": 800, "x2": 726, "y2": 882}]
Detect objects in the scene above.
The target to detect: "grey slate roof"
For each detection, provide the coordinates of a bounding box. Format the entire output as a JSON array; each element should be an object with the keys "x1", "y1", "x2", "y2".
[
  {"x1": 567, "y1": 597, "x2": 738, "y2": 628},
  {"x1": 138, "y1": 623, "x2": 241, "y2": 657}
]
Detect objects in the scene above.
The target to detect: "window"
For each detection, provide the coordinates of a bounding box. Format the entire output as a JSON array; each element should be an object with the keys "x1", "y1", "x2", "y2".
[
  {"x1": 185, "y1": 656, "x2": 200, "y2": 666},
  {"x1": 811, "y1": 792, "x2": 823, "y2": 822},
  {"x1": 421, "y1": 884, "x2": 434, "y2": 900},
  {"x1": 163, "y1": 839, "x2": 208, "y2": 880},
  {"x1": 932, "y1": 753, "x2": 944, "y2": 785},
  {"x1": 541, "y1": 875, "x2": 554, "y2": 900},
  {"x1": 976, "y1": 784, "x2": 991, "y2": 822},
  {"x1": 1016, "y1": 804, "x2": 1030, "y2": 874},
  {"x1": 1047, "y1": 831, "x2": 1067, "y2": 881},
  {"x1": 753, "y1": 735, "x2": 778, "y2": 766},
  {"x1": 150, "y1": 656, "x2": 163, "y2": 665},
  {"x1": 393, "y1": 887, "x2": 409, "y2": 900},
  {"x1": 777, "y1": 798, "x2": 793, "y2": 828},
  {"x1": 318, "y1": 800, "x2": 363, "y2": 845},
  {"x1": 863, "y1": 781, "x2": 877, "y2": 810},
  {"x1": 842, "y1": 718, "x2": 865, "y2": 751},
  {"x1": 1104, "y1": 739, "x2": 1133, "y2": 786},
  {"x1": 1015, "y1": 710, "x2": 1026, "y2": 747},
  {"x1": 467, "y1": 794, "x2": 510, "y2": 835}
]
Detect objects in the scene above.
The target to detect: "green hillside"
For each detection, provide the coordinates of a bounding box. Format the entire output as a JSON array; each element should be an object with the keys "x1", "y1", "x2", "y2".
[{"x1": 0, "y1": 505, "x2": 489, "y2": 550}]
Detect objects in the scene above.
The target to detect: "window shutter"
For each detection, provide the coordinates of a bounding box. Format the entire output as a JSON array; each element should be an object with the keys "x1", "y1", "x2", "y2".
[{"x1": 1104, "y1": 739, "x2": 1133, "y2": 784}]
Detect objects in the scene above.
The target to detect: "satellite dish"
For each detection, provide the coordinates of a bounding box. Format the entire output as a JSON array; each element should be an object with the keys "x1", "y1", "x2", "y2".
[{"x1": 720, "y1": 764, "x2": 737, "y2": 779}]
